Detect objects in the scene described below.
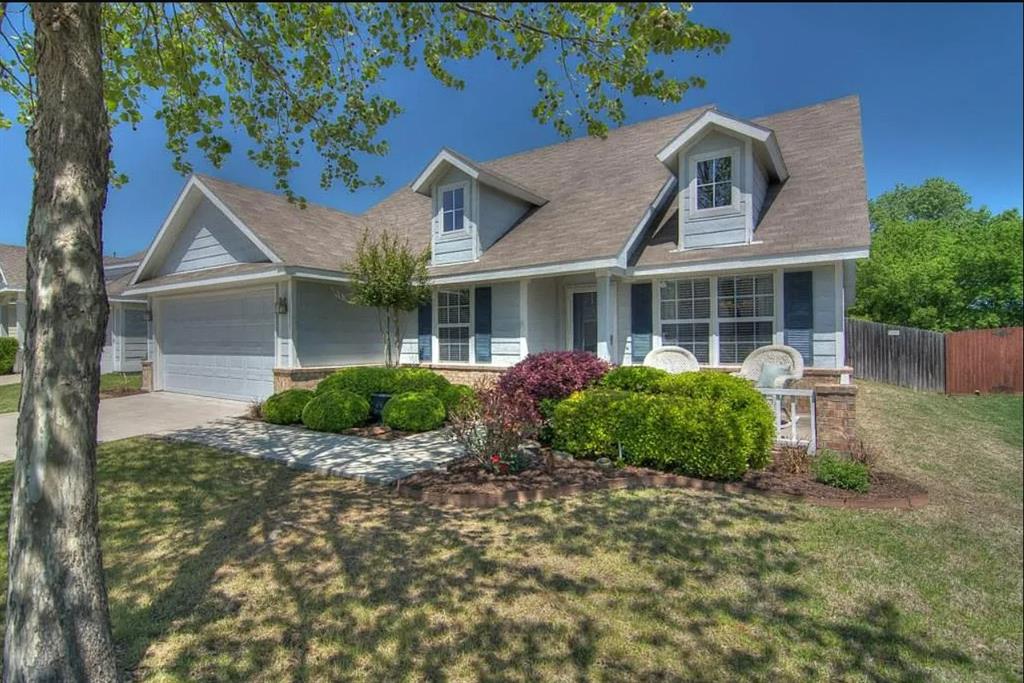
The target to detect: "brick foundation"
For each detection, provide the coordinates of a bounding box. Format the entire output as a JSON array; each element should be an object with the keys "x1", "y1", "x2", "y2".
[
  {"x1": 141, "y1": 361, "x2": 153, "y2": 392},
  {"x1": 814, "y1": 383, "x2": 858, "y2": 453}
]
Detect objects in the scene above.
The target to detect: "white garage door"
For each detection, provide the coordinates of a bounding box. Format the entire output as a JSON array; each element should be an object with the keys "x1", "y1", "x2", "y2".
[{"x1": 159, "y1": 289, "x2": 275, "y2": 401}]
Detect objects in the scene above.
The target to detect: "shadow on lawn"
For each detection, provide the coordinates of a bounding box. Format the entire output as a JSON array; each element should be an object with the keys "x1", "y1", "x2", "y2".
[{"x1": 1, "y1": 439, "x2": 970, "y2": 681}]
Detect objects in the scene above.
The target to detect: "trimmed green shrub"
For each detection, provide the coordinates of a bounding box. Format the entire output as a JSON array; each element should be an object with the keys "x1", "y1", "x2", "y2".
[
  {"x1": 314, "y1": 366, "x2": 451, "y2": 402},
  {"x1": 438, "y1": 383, "x2": 477, "y2": 414},
  {"x1": 0, "y1": 337, "x2": 17, "y2": 375},
  {"x1": 552, "y1": 382, "x2": 775, "y2": 480},
  {"x1": 262, "y1": 389, "x2": 314, "y2": 425},
  {"x1": 301, "y1": 390, "x2": 370, "y2": 432},
  {"x1": 382, "y1": 391, "x2": 446, "y2": 432},
  {"x1": 392, "y1": 367, "x2": 451, "y2": 396},
  {"x1": 315, "y1": 367, "x2": 395, "y2": 399},
  {"x1": 654, "y1": 371, "x2": 776, "y2": 469},
  {"x1": 813, "y1": 451, "x2": 870, "y2": 492},
  {"x1": 600, "y1": 365, "x2": 669, "y2": 392}
]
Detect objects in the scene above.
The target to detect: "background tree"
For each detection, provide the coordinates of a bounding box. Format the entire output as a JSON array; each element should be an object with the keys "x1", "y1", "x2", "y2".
[
  {"x1": 0, "y1": 2, "x2": 729, "y2": 678},
  {"x1": 851, "y1": 178, "x2": 1023, "y2": 331},
  {"x1": 343, "y1": 229, "x2": 430, "y2": 367}
]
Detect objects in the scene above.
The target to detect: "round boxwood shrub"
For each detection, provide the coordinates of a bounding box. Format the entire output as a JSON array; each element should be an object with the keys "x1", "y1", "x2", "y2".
[
  {"x1": 0, "y1": 337, "x2": 18, "y2": 375},
  {"x1": 600, "y1": 365, "x2": 669, "y2": 393},
  {"x1": 382, "y1": 392, "x2": 446, "y2": 432},
  {"x1": 392, "y1": 367, "x2": 451, "y2": 396},
  {"x1": 262, "y1": 388, "x2": 314, "y2": 425},
  {"x1": 315, "y1": 367, "x2": 396, "y2": 399},
  {"x1": 497, "y1": 351, "x2": 611, "y2": 408},
  {"x1": 438, "y1": 383, "x2": 478, "y2": 415},
  {"x1": 301, "y1": 390, "x2": 370, "y2": 432},
  {"x1": 552, "y1": 382, "x2": 775, "y2": 480}
]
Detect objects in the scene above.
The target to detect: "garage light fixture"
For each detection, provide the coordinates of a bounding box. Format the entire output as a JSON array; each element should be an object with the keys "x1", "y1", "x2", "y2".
[{"x1": 276, "y1": 297, "x2": 288, "y2": 315}]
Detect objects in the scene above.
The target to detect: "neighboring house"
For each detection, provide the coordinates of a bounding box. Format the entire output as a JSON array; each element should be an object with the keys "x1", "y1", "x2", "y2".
[
  {"x1": 124, "y1": 95, "x2": 870, "y2": 402},
  {"x1": 0, "y1": 245, "x2": 149, "y2": 374}
]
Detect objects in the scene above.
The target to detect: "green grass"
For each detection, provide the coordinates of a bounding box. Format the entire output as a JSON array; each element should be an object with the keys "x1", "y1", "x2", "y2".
[
  {"x1": 0, "y1": 381, "x2": 1020, "y2": 681},
  {"x1": 0, "y1": 372, "x2": 141, "y2": 414}
]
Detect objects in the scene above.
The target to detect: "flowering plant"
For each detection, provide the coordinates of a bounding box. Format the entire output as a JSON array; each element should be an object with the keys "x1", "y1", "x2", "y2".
[
  {"x1": 449, "y1": 384, "x2": 540, "y2": 473},
  {"x1": 497, "y1": 351, "x2": 611, "y2": 409}
]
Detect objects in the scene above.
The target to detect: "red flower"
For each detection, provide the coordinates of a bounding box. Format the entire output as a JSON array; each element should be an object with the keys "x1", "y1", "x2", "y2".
[{"x1": 490, "y1": 454, "x2": 501, "y2": 462}]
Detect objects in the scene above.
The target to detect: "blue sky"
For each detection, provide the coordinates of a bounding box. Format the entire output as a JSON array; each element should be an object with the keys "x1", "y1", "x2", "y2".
[{"x1": 0, "y1": 2, "x2": 1021, "y2": 256}]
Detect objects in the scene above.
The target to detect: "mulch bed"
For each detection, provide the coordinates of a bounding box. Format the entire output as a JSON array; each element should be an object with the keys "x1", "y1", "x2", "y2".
[{"x1": 396, "y1": 450, "x2": 928, "y2": 510}]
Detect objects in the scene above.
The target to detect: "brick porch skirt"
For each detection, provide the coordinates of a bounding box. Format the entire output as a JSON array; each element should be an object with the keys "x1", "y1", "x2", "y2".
[{"x1": 270, "y1": 363, "x2": 858, "y2": 454}]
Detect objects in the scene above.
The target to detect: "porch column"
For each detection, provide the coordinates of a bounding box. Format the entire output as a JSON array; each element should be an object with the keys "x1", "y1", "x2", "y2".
[
  {"x1": 595, "y1": 274, "x2": 617, "y2": 363},
  {"x1": 519, "y1": 279, "x2": 529, "y2": 359},
  {"x1": 14, "y1": 294, "x2": 26, "y2": 373}
]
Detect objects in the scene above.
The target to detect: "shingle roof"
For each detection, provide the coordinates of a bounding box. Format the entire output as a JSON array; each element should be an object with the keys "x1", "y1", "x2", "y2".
[
  {"x1": 0, "y1": 243, "x2": 146, "y2": 299},
  {"x1": 177, "y1": 95, "x2": 869, "y2": 279},
  {"x1": 194, "y1": 175, "x2": 367, "y2": 272},
  {"x1": 125, "y1": 262, "x2": 281, "y2": 292}
]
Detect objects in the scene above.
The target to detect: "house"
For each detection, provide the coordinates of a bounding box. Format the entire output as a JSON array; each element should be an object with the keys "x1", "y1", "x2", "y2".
[
  {"x1": 0, "y1": 245, "x2": 149, "y2": 374},
  {"x1": 124, "y1": 95, "x2": 869, "y2": 402}
]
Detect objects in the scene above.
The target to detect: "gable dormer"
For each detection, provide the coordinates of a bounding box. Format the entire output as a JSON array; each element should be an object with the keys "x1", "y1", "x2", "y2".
[
  {"x1": 412, "y1": 149, "x2": 546, "y2": 265},
  {"x1": 657, "y1": 110, "x2": 788, "y2": 250}
]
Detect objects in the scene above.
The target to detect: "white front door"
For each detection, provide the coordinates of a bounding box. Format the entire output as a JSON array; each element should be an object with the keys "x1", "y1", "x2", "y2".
[{"x1": 158, "y1": 288, "x2": 275, "y2": 401}]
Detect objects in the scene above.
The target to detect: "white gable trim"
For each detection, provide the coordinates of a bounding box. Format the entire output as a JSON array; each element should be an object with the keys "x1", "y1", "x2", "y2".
[
  {"x1": 411, "y1": 149, "x2": 547, "y2": 206},
  {"x1": 131, "y1": 176, "x2": 282, "y2": 285},
  {"x1": 656, "y1": 110, "x2": 789, "y2": 182}
]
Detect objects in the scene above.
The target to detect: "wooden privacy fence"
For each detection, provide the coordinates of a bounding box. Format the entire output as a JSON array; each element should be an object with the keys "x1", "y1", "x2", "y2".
[
  {"x1": 845, "y1": 318, "x2": 1024, "y2": 394},
  {"x1": 946, "y1": 327, "x2": 1024, "y2": 395}
]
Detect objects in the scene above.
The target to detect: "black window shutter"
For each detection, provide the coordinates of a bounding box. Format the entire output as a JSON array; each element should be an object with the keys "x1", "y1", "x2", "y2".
[
  {"x1": 631, "y1": 283, "x2": 653, "y2": 363},
  {"x1": 418, "y1": 301, "x2": 432, "y2": 362},
  {"x1": 783, "y1": 271, "x2": 813, "y2": 365},
  {"x1": 474, "y1": 287, "x2": 492, "y2": 363}
]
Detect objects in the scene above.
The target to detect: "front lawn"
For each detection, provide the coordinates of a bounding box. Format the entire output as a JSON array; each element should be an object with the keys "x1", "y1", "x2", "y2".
[
  {"x1": 0, "y1": 381, "x2": 1020, "y2": 680},
  {"x1": 0, "y1": 372, "x2": 141, "y2": 414}
]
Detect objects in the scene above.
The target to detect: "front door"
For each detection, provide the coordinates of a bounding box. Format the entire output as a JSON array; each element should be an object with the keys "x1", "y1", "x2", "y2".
[{"x1": 571, "y1": 290, "x2": 598, "y2": 353}]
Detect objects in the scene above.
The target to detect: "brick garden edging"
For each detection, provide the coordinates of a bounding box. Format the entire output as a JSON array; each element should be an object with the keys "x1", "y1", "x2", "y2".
[{"x1": 393, "y1": 471, "x2": 929, "y2": 511}]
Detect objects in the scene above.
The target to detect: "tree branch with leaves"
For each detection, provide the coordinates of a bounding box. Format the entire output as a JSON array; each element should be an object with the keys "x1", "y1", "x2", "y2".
[{"x1": 0, "y1": 3, "x2": 728, "y2": 678}]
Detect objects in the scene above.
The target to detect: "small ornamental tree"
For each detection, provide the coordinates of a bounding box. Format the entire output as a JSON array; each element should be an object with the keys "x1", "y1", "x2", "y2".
[{"x1": 343, "y1": 229, "x2": 431, "y2": 367}]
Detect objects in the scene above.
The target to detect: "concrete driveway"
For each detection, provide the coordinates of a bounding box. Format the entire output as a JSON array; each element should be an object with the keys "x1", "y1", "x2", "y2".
[{"x1": 0, "y1": 392, "x2": 248, "y2": 461}]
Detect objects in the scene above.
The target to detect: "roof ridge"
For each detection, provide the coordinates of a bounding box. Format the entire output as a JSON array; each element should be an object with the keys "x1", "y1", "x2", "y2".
[
  {"x1": 194, "y1": 173, "x2": 364, "y2": 221},
  {"x1": 478, "y1": 102, "x2": 717, "y2": 166}
]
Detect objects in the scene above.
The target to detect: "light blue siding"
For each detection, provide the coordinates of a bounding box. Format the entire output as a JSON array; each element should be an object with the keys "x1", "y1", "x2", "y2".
[
  {"x1": 490, "y1": 281, "x2": 521, "y2": 366},
  {"x1": 158, "y1": 198, "x2": 268, "y2": 275},
  {"x1": 431, "y1": 167, "x2": 476, "y2": 265},
  {"x1": 526, "y1": 278, "x2": 559, "y2": 353},
  {"x1": 122, "y1": 305, "x2": 148, "y2": 370},
  {"x1": 679, "y1": 130, "x2": 750, "y2": 250},
  {"x1": 811, "y1": 265, "x2": 838, "y2": 368},
  {"x1": 479, "y1": 185, "x2": 529, "y2": 250},
  {"x1": 294, "y1": 281, "x2": 388, "y2": 367},
  {"x1": 752, "y1": 159, "x2": 768, "y2": 228}
]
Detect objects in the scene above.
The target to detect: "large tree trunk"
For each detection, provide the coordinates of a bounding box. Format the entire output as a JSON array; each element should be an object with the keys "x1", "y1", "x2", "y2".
[{"x1": 3, "y1": 3, "x2": 117, "y2": 681}]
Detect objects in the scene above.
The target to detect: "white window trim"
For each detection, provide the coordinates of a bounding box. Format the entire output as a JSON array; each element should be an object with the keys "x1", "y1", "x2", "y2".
[
  {"x1": 564, "y1": 284, "x2": 598, "y2": 352},
  {"x1": 436, "y1": 181, "x2": 470, "y2": 238},
  {"x1": 689, "y1": 147, "x2": 741, "y2": 218},
  {"x1": 652, "y1": 268, "x2": 782, "y2": 367},
  {"x1": 657, "y1": 277, "x2": 712, "y2": 364},
  {"x1": 716, "y1": 272, "x2": 776, "y2": 365},
  {"x1": 434, "y1": 286, "x2": 474, "y2": 364}
]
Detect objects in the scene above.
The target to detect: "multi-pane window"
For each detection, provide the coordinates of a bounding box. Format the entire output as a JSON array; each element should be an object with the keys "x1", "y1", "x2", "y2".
[
  {"x1": 695, "y1": 156, "x2": 732, "y2": 210},
  {"x1": 718, "y1": 274, "x2": 774, "y2": 364},
  {"x1": 659, "y1": 278, "x2": 711, "y2": 363},
  {"x1": 437, "y1": 288, "x2": 470, "y2": 362},
  {"x1": 441, "y1": 187, "x2": 465, "y2": 232}
]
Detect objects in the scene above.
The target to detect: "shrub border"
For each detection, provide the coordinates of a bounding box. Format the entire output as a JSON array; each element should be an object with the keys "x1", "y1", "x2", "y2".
[{"x1": 394, "y1": 470, "x2": 929, "y2": 511}]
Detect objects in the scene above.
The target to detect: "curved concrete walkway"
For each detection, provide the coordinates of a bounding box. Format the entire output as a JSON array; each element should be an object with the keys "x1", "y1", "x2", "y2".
[{"x1": 164, "y1": 418, "x2": 463, "y2": 485}]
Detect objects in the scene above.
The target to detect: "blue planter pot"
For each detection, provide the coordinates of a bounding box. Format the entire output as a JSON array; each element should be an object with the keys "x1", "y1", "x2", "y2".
[{"x1": 370, "y1": 393, "x2": 392, "y2": 420}]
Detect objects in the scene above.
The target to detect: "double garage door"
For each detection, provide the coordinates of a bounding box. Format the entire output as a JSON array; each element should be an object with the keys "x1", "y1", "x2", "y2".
[{"x1": 158, "y1": 289, "x2": 275, "y2": 401}]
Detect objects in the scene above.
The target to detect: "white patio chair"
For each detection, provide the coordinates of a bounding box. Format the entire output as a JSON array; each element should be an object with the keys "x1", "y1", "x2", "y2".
[
  {"x1": 733, "y1": 344, "x2": 805, "y2": 389},
  {"x1": 642, "y1": 346, "x2": 700, "y2": 374}
]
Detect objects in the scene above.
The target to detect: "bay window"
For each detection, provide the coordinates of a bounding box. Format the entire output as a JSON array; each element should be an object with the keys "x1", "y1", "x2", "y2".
[
  {"x1": 717, "y1": 273, "x2": 774, "y2": 363},
  {"x1": 437, "y1": 288, "x2": 470, "y2": 362},
  {"x1": 659, "y1": 278, "x2": 711, "y2": 363}
]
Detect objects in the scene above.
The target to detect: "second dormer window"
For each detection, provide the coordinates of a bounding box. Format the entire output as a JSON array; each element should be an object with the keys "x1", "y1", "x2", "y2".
[
  {"x1": 442, "y1": 187, "x2": 465, "y2": 232},
  {"x1": 696, "y1": 156, "x2": 732, "y2": 210}
]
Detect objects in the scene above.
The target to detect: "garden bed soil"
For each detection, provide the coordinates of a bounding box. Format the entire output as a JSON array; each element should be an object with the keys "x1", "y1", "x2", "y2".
[{"x1": 397, "y1": 450, "x2": 928, "y2": 510}]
